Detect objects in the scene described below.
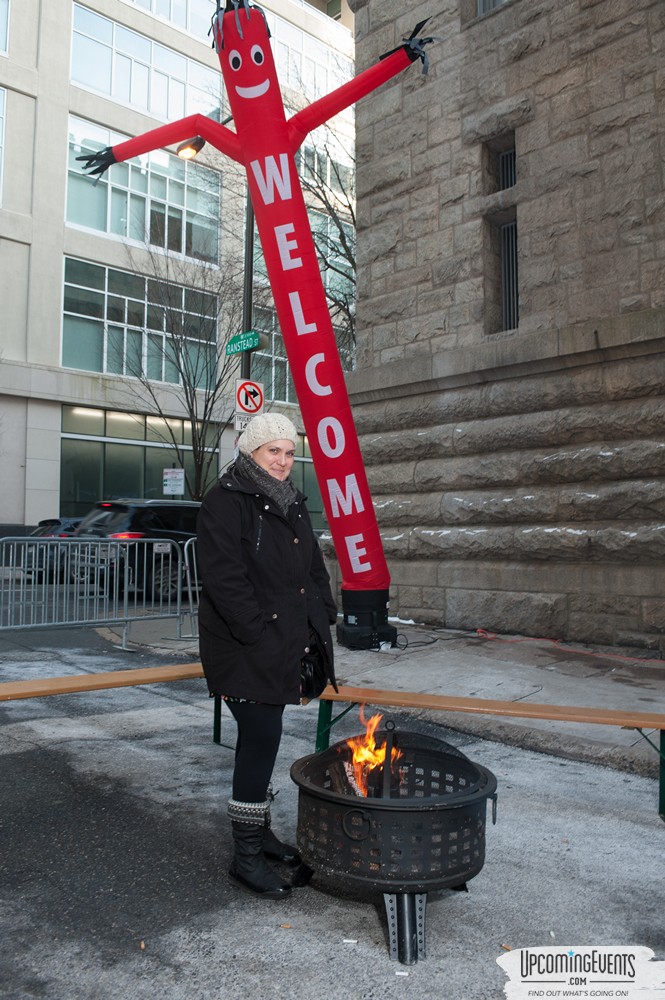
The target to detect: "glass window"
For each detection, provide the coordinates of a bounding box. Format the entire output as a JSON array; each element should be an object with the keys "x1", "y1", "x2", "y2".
[
  {"x1": 287, "y1": 459, "x2": 324, "y2": 532},
  {"x1": 145, "y1": 447, "x2": 172, "y2": 498},
  {"x1": 146, "y1": 415, "x2": 182, "y2": 443},
  {"x1": 0, "y1": 0, "x2": 8, "y2": 54},
  {"x1": 252, "y1": 300, "x2": 351, "y2": 404},
  {"x1": 0, "y1": 88, "x2": 6, "y2": 204},
  {"x1": 60, "y1": 406, "x2": 215, "y2": 513},
  {"x1": 62, "y1": 315, "x2": 104, "y2": 371},
  {"x1": 71, "y1": 30, "x2": 113, "y2": 95},
  {"x1": 67, "y1": 116, "x2": 220, "y2": 263},
  {"x1": 105, "y1": 443, "x2": 144, "y2": 498},
  {"x1": 62, "y1": 406, "x2": 105, "y2": 436},
  {"x1": 188, "y1": 0, "x2": 210, "y2": 39},
  {"x1": 62, "y1": 256, "x2": 219, "y2": 386},
  {"x1": 60, "y1": 438, "x2": 104, "y2": 511},
  {"x1": 106, "y1": 410, "x2": 146, "y2": 440},
  {"x1": 270, "y1": 11, "x2": 353, "y2": 108},
  {"x1": 68, "y1": 170, "x2": 109, "y2": 230},
  {"x1": 65, "y1": 257, "x2": 104, "y2": 289},
  {"x1": 75, "y1": 5, "x2": 113, "y2": 44},
  {"x1": 119, "y1": 0, "x2": 212, "y2": 42},
  {"x1": 306, "y1": 206, "x2": 354, "y2": 323},
  {"x1": 107, "y1": 327, "x2": 126, "y2": 374},
  {"x1": 63, "y1": 284, "x2": 104, "y2": 318},
  {"x1": 71, "y1": 4, "x2": 221, "y2": 118}
]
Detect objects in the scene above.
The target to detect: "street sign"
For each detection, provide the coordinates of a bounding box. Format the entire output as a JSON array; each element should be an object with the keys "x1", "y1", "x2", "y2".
[
  {"x1": 163, "y1": 468, "x2": 185, "y2": 495},
  {"x1": 235, "y1": 413, "x2": 252, "y2": 432},
  {"x1": 225, "y1": 330, "x2": 262, "y2": 356},
  {"x1": 235, "y1": 378, "x2": 264, "y2": 415},
  {"x1": 234, "y1": 378, "x2": 264, "y2": 432}
]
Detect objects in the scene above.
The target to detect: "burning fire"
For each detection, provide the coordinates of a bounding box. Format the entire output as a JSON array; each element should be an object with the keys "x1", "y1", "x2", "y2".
[{"x1": 344, "y1": 711, "x2": 403, "y2": 797}]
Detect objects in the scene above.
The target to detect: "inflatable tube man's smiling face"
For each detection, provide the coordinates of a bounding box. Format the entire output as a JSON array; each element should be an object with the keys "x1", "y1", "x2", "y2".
[{"x1": 212, "y1": 1, "x2": 285, "y2": 131}]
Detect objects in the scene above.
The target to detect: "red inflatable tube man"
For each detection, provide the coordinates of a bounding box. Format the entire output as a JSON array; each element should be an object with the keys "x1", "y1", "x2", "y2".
[{"x1": 79, "y1": 1, "x2": 435, "y2": 648}]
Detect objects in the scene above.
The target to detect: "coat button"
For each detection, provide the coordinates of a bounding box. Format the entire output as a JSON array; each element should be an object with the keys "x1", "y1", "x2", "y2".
[
  {"x1": 299, "y1": 588, "x2": 305, "y2": 594},
  {"x1": 272, "y1": 613, "x2": 278, "y2": 619},
  {"x1": 293, "y1": 537, "x2": 299, "y2": 544},
  {"x1": 264, "y1": 504, "x2": 270, "y2": 510}
]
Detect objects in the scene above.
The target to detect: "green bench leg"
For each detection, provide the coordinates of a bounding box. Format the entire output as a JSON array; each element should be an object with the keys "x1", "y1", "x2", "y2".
[
  {"x1": 635, "y1": 727, "x2": 665, "y2": 822},
  {"x1": 217, "y1": 696, "x2": 352, "y2": 753},
  {"x1": 212, "y1": 695, "x2": 240, "y2": 751},
  {"x1": 658, "y1": 729, "x2": 665, "y2": 821},
  {"x1": 315, "y1": 699, "x2": 357, "y2": 751},
  {"x1": 316, "y1": 699, "x2": 333, "y2": 751}
]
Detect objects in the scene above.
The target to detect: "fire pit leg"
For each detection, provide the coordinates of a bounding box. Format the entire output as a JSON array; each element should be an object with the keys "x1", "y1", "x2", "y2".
[{"x1": 384, "y1": 892, "x2": 427, "y2": 964}]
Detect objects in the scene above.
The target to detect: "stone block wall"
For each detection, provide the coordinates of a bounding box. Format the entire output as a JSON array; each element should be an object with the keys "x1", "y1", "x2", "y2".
[
  {"x1": 349, "y1": 0, "x2": 665, "y2": 360},
  {"x1": 342, "y1": 341, "x2": 665, "y2": 649},
  {"x1": 336, "y1": 0, "x2": 665, "y2": 649}
]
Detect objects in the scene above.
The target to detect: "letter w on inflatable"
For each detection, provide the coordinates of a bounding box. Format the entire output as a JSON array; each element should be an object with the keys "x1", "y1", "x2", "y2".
[{"x1": 78, "y1": 0, "x2": 436, "y2": 648}]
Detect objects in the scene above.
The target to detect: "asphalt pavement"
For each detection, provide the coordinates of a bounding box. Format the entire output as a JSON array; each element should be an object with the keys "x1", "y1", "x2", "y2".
[{"x1": 0, "y1": 620, "x2": 663, "y2": 1000}]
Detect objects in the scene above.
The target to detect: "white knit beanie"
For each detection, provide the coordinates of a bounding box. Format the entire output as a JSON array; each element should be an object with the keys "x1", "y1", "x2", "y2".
[{"x1": 238, "y1": 412, "x2": 298, "y2": 455}]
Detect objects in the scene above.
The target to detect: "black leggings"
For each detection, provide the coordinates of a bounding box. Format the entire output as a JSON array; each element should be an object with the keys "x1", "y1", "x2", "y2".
[{"x1": 226, "y1": 701, "x2": 285, "y2": 803}]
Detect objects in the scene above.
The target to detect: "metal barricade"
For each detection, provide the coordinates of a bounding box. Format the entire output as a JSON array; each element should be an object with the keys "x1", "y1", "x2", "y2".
[
  {"x1": 0, "y1": 537, "x2": 189, "y2": 649},
  {"x1": 183, "y1": 536, "x2": 200, "y2": 639}
]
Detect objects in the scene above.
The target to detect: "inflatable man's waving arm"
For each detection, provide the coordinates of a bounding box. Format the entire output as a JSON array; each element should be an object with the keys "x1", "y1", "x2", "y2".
[
  {"x1": 77, "y1": 114, "x2": 243, "y2": 178},
  {"x1": 288, "y1": 19, "x2": 436, "y2": 151}
]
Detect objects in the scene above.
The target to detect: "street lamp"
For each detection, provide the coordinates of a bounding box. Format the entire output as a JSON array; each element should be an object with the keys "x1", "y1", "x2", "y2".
[{"x1": 176, "y1": 135, "x2": 206, "y2": 159}]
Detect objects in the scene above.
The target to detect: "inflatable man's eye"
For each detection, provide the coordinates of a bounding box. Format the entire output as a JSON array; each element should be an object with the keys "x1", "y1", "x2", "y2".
[
  {"x1": 251, "y1": 45, "x2": 265, "y2": 66},
  {"x1": 229, "y1": 50, "x2": 242, "y2": 71}
]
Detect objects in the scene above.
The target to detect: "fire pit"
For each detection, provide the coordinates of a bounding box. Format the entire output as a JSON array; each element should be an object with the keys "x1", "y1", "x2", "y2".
[{"x1": 290, "y1": 718, "x2": 497, "y2": 964}]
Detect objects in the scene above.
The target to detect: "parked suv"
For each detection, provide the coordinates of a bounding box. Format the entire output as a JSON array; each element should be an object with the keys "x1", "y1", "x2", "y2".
[
  {"x1": 23, "y1": 517, "x2": 84, "y2": 582},
  {"x1": 73, "y1": 499, "x2": 200, "y2": 601},
  {"x1": 31, "y1": 517, "x2": 83, "y2": 538}
]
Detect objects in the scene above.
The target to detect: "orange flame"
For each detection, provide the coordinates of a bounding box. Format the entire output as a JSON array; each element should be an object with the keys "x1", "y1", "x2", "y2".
[{"x1": 345, "y1": 710, "x2": 402, "y2": 797}]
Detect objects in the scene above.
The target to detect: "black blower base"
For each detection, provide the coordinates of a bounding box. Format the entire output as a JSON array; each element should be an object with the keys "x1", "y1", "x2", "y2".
[{"x1": 336, "y1": 588, "x2": 397, "y2": 650}]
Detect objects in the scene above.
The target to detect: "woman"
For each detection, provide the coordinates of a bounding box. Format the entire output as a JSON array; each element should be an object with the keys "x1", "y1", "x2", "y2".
[{"x1": 197, "y1": 412, "x2": 337, "y2": 900}]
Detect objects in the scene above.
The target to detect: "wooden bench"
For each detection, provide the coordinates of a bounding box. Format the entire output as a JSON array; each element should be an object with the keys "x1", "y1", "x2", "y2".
[
  {"x1": 1, "y1": 669, "x2": 663, "y2": 818},
  {"x1": 0, "y1": 664, "x2": 205, "y2": 701},
  {"x1": 0, "y1": 664, "x2": 243, "y2": 746},
  {"x1": 317, "y1": 684, "x2": 665, "y2": 820},
  {"x1": 0, "y1": 664, "x2": 249, "y2": 752}
]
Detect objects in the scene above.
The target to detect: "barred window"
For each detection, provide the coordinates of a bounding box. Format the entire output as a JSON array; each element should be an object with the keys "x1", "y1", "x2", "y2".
[
  {"x1": 483, "y1": 136, "x2": 519, "y2": 334},
  {"x1": 477, "y1": 0, "x2": 508, "y2": 13},
  {"x1": 461, "y1": 0, "x2": 511, "y2": 24}
]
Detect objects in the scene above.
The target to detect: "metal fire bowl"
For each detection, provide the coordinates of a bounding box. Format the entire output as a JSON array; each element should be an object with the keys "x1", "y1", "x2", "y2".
[{"x1": 290, "y1": 731, "x2": 498, "y2": 894}]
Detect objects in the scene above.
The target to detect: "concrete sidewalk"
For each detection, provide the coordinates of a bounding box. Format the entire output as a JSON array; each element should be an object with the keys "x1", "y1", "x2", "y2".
[{"x1": 102, "y1": 616, "x2": 665, "y2": 776}]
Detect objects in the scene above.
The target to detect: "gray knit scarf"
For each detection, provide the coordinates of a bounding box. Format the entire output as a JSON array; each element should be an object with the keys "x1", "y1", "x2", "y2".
[{"x1": 235, "y1": 451, "x2": 298, "y2": 517}]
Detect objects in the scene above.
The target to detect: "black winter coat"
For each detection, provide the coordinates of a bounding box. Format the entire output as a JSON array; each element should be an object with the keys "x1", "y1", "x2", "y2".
[{"x1": 197, "y1": 462, "x2": 337, "y2": 705}]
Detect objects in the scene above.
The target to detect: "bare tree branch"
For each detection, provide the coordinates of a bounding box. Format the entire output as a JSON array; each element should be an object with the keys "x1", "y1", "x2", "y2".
[
  {"x1": 118, "y1": 240, "x2": 244, "y2": 500},
  {"x1": 297, "y1": 128, "x2": 356, "y2": 368}
]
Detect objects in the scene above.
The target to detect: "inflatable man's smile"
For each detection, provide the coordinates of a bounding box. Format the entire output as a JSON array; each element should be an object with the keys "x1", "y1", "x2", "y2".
[{"x1": 235, "y1": 79, "x2": 270, "y2": 99}]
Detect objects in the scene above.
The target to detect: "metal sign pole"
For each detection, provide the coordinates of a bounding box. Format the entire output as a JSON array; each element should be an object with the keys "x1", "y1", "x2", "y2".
[{"x1": 241, "y1": 194, "x2": 254, "y2": 381}]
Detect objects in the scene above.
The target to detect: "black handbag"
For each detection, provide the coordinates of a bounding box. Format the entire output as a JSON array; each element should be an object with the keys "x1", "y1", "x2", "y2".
[{"x1": 300, "y1": 628, "x2": 329, "y2": 701}]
